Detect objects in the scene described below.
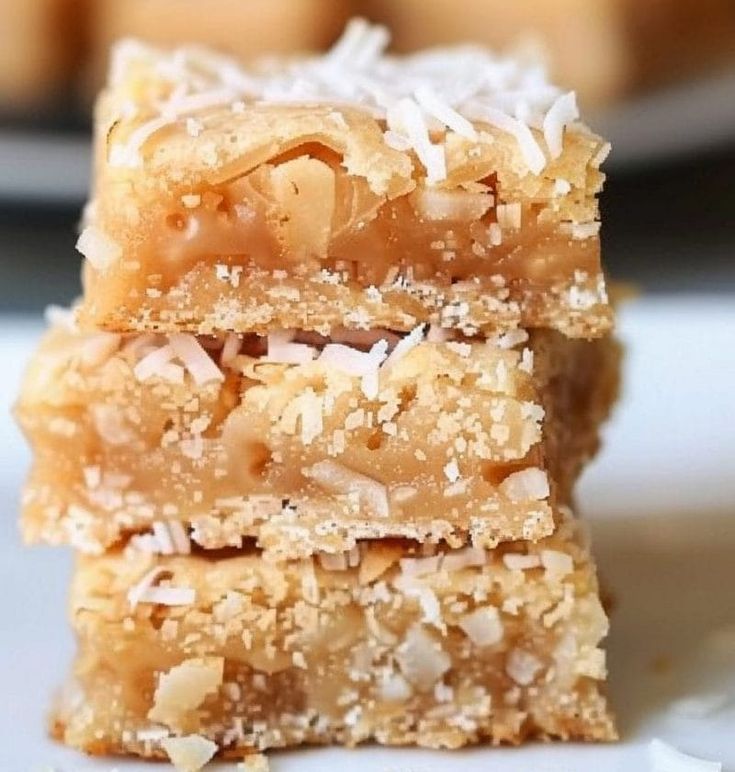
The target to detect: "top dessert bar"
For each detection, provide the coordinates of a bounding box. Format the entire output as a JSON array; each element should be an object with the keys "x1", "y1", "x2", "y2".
[{"x1": 76, "y1": 19, "x2": 612, "y2": 339}]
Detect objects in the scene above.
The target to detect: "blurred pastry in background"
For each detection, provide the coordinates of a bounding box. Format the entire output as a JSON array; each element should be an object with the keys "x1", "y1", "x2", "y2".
[
  {"x1": 0, "y1": 0, "x2": 86, "y2": 114},
  {"x1": 361, "y1": 0, "x2": 735, "y2": 107},
  {"x1": 87, "y1": 0, "x2": 353, "y2": 91}
]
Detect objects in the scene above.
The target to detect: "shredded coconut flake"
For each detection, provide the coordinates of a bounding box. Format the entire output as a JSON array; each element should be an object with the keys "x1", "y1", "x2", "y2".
[
  {"x1": 161, "y1": 735, "x2": 217, "y2": 772},
  {"x1": 220, "y1": 332, "x2": 241, "y2": 367},
  {"x1": 387, "y1": 98, "x2": 446, "y2": 184},
  {"x1": 134, "y1": 344, "x2": 176, "y2": 382},
  {"x1": 441, "y1": 546, "x2": 486, "y2": 572},
  {"x1": 540, "y1": 549, "x2": 574, "y2": 577},
  {"x1": 109, "y1": 116, "x2": 175, "y2": 168},
  {"x1": 76, "y1": 226, "x2": 122, "y2": 271},
  {"x1": 266, "y1": 330, "x2": 316, "y2": 364},
  {"x1": 318, "y1": 339, "x2": 388, "y2": 399},
  {"x1": 443, "y1": 459, "x2": 461, "y2": 483},
  {"x1": 139, "y1": 586, "x2": 196, "y2": 606},
  {"x1": 305, "y1": 460, "x2": 389, "y2": 517},
  {"x1": 502, "y1": 553, "x2": 541, "y2": 571},
  {"x1": 459, "y1": 606, "x2": 504, "y2": 647},
  {"x1": 499, "y1": 467, "x2": 549, "y2": 502},
  {"x1": 127, "y1": 566, "x2": 195, "y2": 608},
  {"x1": 463, "y1": 104, "x2": 546, "y2": 174},
  {"x1": 414, "y1": 84, "x2": 478, "y2": 140},
  {"x1": 136, "y1": 521, "x2": 192, "y2": 555},
  {"x1": 169, "y1": 333, "x2": 224, "y2": 385},
  {"x1": 383, "y1": 129, "x2": 412, "y2": 151},
  {"x1": 506, "y1": 648, "x2": 543, "y2": 685},
  {"x1": 543, "y1": 91, "x2": 579, "y2": 159},
  {"x1": 127, "y1": 567, "x2": 168, "y2": 608},
  {"x1": 379, "y1": 671, "x2": 413, "y2": 702},
  {"x1": 382, "y1": 324, "x2": 425, "y2": 371},
  {"x1": 400, "y1": 555, "x2": 442, "y2": 578},
  {"x1": 396, "y1": 624, "x2": 451, "y2": 690}
]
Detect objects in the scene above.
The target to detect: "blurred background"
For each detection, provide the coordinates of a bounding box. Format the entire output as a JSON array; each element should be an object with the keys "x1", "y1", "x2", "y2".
[{"x1": 0, "y1": 0, "x2": 734, "y2": 313}]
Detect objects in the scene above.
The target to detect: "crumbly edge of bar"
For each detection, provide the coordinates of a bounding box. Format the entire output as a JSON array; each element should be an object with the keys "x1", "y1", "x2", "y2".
[{"x1": 79, "y1": 267, "x2": 612, "y2": 340}]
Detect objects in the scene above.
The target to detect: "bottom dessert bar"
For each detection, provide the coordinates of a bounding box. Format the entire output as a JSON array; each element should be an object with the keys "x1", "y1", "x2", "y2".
[{"x1": 54, "y1": 510, "x2": 616, "y2": 756}]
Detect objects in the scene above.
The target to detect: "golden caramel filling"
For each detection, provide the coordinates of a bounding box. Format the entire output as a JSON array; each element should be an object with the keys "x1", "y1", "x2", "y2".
[{"x1": 138, "y1": 156, "x2": 599, "y2": 294}]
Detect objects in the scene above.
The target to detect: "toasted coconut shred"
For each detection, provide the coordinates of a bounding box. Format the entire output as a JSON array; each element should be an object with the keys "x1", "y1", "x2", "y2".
[
  {"x1": 127, "y1": 567, "x2": 196, "y2": 609},
  {"x1": 108, "y1": 18, "x2": 585, "y2": 179}
]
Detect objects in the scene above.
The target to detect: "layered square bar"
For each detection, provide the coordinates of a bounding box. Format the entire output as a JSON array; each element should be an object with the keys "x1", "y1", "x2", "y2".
[
  {"x1": 17, "y1": 314, "x2": 619, "y2": 558},
  {"x1": 76, "y1": 20, "x2": 612, "y2": 340},
  {"x1": 52, "y1": 511, "x2": 615, "y2": 755}
]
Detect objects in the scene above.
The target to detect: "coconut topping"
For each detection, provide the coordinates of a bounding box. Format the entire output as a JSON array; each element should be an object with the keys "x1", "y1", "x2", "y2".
[
  {"x1": 75, "y1": 226, "x2": 122, "y2": 272},
  {"x1": 266, "y1": 331, "x2": 316, "y2": 365},
  {"x1": 506, "y1": 648, "x2": 543, "y2": 685},
  {"x1": 396, "y1": 624, "x2": 451, "y2": 690},
  {"x1": 169, "y1": 334, "x2": 225, "y2": 385},
  {"x1": 127, "y1": 567, "x2": 195, "y2": 608},
  {"x1": 108, "y1": 18, "x2": 589, "y2": 179},
  {"x1": 458, "y1": 606, "x2": 504, "y2": 647},
  {"x1": 318, "y1": 339, "x2": 388, "y2": 399},
  {"x1": 131, "y1": 521, "x2": 192, "y2": 555},
  {"x1": 161, "y1": 734, "x2": 218, "y2": 772},
  {"x1": 499, "y1": 467, "x2": 550, "y2": 502},
  {"x1": 148, "y1": 657, "x2": 224, "y2": 726}
]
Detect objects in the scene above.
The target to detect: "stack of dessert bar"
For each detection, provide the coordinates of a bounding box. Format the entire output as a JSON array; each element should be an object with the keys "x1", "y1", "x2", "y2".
[{"x1": 16, "y1": 20, "x2": 620, "y2": 764}]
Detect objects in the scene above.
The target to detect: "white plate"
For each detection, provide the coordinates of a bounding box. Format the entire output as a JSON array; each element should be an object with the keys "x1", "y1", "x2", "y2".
[
  {"x1": 2, "y1": 67, "x2": 735, "y2": 204},
  {"x1": 1, "y1": 296, "x2": 734, "y2": 771}
]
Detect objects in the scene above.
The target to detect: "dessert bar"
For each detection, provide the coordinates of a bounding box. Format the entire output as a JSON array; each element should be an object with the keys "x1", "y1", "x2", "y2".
[
  {"x1": 77, "y1": 23, "x2": 611, "y2": 338},
  {"x1": 17, "y1": 314, "x2": 618, "y2": 558},
  {"x1": 53, "y1": 511, "x2": 616, "y2": 755}
]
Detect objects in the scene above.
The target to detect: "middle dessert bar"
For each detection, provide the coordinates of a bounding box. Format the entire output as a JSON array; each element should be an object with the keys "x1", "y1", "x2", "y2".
[
  {"x1": 53, "y1": 510, "x2": 616, "y2": 755},
  {"x1": 17, "y1": 317, "x2": 618, "y2": 557}
]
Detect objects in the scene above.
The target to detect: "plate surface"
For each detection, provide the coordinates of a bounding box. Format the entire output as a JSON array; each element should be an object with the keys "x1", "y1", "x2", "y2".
[{"x1": 1, "y1": 296, "x2": 734, "y2": 770}]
